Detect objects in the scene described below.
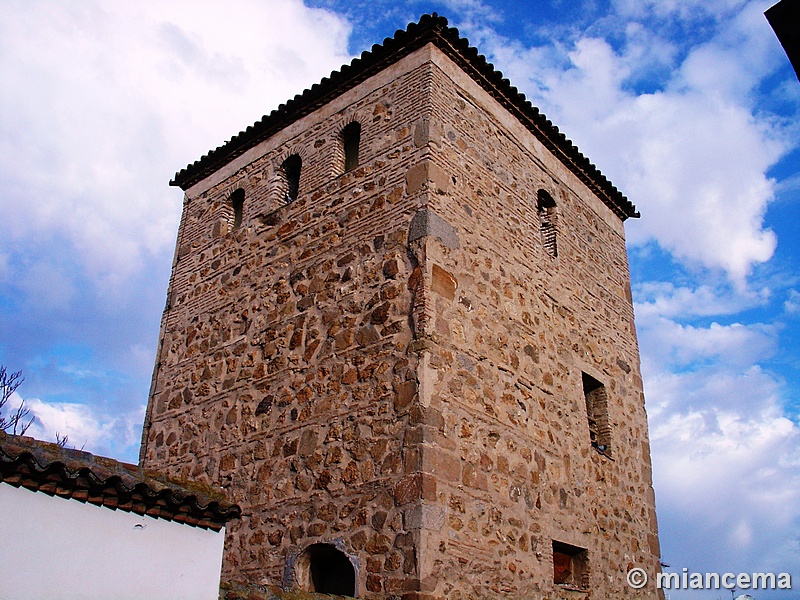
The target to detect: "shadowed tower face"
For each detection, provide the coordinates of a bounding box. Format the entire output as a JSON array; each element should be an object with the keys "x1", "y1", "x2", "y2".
[{"x1": 140, "y1": 14, "x2": 663, "y2": 600}]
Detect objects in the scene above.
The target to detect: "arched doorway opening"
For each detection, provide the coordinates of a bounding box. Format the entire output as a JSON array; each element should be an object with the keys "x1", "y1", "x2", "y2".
[{"x1": 295, "y1": 543, "x2": 356, "y2": 597}]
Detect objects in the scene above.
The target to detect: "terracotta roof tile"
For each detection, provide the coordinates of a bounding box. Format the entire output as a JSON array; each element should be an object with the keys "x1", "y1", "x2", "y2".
[{"x1": 0, "y1": 431, "x2": 241, "y2": 531}]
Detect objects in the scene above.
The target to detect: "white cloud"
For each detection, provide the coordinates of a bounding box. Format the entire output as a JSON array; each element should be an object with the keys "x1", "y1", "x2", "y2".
[
  {"x1": 785, "y1": 290, "x2": 800, "y2": 314},
  {"x1": 468, "y1": 0, "x2": 792, "y2": 286},
  {"x1": 636, "y1": 284, "x2": 782, "y2": 413},
  {"x1": 634, "y1": 281, "x2": 770, "y2": 319},
  {"x1": 0, "y1": 0, "x2": 352, "y2": 295},
  {"x1": 650, "y1": 403, "x2": 800, "y2": 574},
  {"x1": 0, "y1": 0, "x2": 353, "y2": 462},
  {"x1": 634, "y1": 283, "x2": 779, "y2": 375},
  {"x1": 643, "y1": 319, "x2": 777, "y2": 370},
  {"x1": 548, "y1": 42, "x2": 782, "y2": 285},
  {"x1": 5, "y1": 391, "x2": 146, "y2": 463},
  {"x1": 612, "y1": 0, "x2": 748, "y2": 22},
  {"x1": 645, "y1": 360, "x2": 783, "y2": 418},
  {"x1": 643, "y1": 348, "x2": 800, "y2": 576},
  {"x1": 636, "y1": 278, "x2": 800, "y2": 577},
  {"x1": 619, "y1": 21, "x2": 679, "y2": 83}
]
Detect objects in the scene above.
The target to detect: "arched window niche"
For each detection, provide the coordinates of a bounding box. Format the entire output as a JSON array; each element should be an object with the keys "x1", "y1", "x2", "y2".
[
  {"x1": 340, "y1": 121, "x2": 361, "y2": 173},
  {"x1": 229, "y1": 188, "x2": 244, "y2": 229},
  {"x1": 281, "y1": 154, "x2": 302, "y2": 203},
  {"x1": 537, "y1": 189, "x2": 558, "y2": 258},
  {"x1": 294, "y1": 543, "x2": 356, "y2": 597}
]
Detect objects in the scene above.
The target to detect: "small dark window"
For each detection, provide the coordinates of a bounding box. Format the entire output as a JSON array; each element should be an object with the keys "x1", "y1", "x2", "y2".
[
  {"x1": 582, "y1": 372, "x2": 612, "y2": 455},
  {"x1": 341, "y1": 122, "x2": 361, "y2": 172},
  {"x1": 553, "y1": 541, "x2": 589, "y2": 590},
  {"x1": 230, "y1": 188, "x2": 244, "y2": 228},
  {"x1": 297, "y1": 543, "x2": 355, "y2": 597},
  {"x1": 537, "y1": 190, "x2": 558, "y2": 258},
  {"x1": 282, "y1": 154, "x2": 302, "y2": 203}
]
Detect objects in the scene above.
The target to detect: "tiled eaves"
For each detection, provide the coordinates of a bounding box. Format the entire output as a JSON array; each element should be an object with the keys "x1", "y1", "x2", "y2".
[
  {"x1": 171, "y1": 13, "x2": 638, "y2": 221},
  {"x1": 0, "y1": 432, "x2": 241, "y2": 531}
]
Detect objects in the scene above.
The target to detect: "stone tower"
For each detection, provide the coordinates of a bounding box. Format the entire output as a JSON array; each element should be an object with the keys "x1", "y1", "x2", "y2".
[{"x1": 140, "y1": 14, "x2": 662, "y2": 599}]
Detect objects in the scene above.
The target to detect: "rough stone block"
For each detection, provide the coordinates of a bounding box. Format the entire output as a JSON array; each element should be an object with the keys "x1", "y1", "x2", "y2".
[
  {"x1": 431, "y1": 265, "x2": 457, "y2": 300},
  {"x1": 407, "y1": 209, "x2": 460, "y2": 249}
]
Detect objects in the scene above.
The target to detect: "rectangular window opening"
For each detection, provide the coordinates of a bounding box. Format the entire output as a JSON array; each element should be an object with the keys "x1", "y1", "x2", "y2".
[
  {"x1": 582, "y1": 372, "x2": 612, "y2": 456},
  {"x1": 553, "y1": 540, "x2": 589, "y2": 591}
]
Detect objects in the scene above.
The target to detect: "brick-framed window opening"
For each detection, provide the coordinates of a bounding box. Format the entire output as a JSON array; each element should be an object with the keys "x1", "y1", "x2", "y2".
[
  {"x1": 341, "y1": 121, "x2": 361, "y2": 173},
  {"x1": 537, "y1": 189, "x2": 558, "y2": 258},
  {"x1": 552, "y1": 540, "x2": 590, "y2": 591},
  {"x1": 281, "y1": 154, "x2": 302, "y2": 203},
  {"x1": 582, "y1": 372, "x2": 612, "y2": 455},
  {"x1": 229, "y1": 188, "x2": 244, "y2": 229}
]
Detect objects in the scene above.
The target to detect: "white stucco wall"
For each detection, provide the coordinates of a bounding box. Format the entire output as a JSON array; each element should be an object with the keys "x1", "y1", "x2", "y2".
[{"x1": 0, "y1": 482, "x2": 227, "y2": 600}]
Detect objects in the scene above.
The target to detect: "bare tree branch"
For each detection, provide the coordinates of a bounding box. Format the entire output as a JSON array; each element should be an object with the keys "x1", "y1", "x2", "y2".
[{"x1": 0, "y1": 366, "x2": 34, "y2": 435}]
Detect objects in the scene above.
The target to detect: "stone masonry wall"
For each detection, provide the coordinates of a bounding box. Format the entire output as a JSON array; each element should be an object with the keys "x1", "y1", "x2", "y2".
[
  {"x1": 142, "y1": 49, "x2": 442, "y2": 595},
  {"x1": 141, "y1": 41, "x2": 662, "y2": 600},
  {"x1": 394, "y1": 49, "x2": 662, "y2": 598}
]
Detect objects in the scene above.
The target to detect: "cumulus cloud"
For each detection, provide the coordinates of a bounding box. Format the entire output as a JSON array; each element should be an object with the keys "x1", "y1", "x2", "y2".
[
  {"x1": 545, "y1": 43, "x2": 782, "y2": 284},
  {"x1": 634, "y1": 276, "x2": 800, "y2": 581},
  {"x1": 635, "y1": 283, "x2": 777, "y2": 368},
  {"x1": 650, "y1": 402, "x2": 800, "y2": 575},
  {"x1": 3, "y1": 390, "x2": 146, "y2": 462},
  {"x1": 0, "y1": 0, "x2": 353, "y2": 460},
  {"x1": 595, "y1": 3, "x2": 800, "y2": 577},
  {"x1": 466, "y1": 0, "x2": 791, "y2": 286},
  {"x1": 645, "y1": 320, "x2": 776, "y2": 369},
  {"x1": 635, "y1": 281, "x2": 771, "y2": 319},
  {"x1": 785, "y1": 290, "x2": 800, "y2": 315},
  {"x1": 0, "y1": 0, "x2": 352, "y2": 293}
]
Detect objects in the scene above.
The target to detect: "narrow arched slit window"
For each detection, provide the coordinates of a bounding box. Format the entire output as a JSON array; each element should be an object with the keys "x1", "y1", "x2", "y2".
[
  {"x1": 341, "y1": 122, "x2": 361, "y2": 173},
  {"x1": 537, "y1": 189, "x2": 558, "y2": 258},
  {"x1": 295, "y1": 543, "x2": 356, "y2": 597},
  {"x1": 230, "y1": 188, "x2": 244, "y2": 228},
  {"x1": 282, "y1": 154, "x2": 302, "y2": 203}
]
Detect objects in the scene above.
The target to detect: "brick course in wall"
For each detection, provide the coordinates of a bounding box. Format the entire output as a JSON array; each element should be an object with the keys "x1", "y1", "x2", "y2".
[{"x1": 140, "y1": 15, "x2": 663, "y2": 600}]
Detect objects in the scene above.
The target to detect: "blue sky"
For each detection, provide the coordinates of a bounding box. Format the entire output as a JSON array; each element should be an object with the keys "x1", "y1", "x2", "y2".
[{"x1": 1, "y1": 0, "x2": 798, "y2": 597}]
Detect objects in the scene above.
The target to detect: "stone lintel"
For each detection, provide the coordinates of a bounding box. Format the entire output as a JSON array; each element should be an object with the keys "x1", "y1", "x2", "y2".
[{"x1": 408, "y1": 209, "x2": 460, "y2": 249}]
